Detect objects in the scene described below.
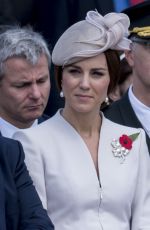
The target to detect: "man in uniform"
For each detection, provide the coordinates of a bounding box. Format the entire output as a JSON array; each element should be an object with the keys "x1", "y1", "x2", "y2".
[{"x1": 103, "y1": 1, "x2": 150, "y2": 152}]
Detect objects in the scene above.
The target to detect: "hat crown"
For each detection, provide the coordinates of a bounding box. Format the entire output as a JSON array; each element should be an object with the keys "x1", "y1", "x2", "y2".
[{"x1": 52, "y1": 10, "x2": 131, "y2": 66}]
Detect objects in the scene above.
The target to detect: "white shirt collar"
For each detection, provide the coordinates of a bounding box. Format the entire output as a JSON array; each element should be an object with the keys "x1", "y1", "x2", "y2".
[
  {"x1": 128, "y1": 85, "x2": 150, "y2": 137},
  {"x1": 0, "y1": 117, "x2": 38, "y2": 138}
]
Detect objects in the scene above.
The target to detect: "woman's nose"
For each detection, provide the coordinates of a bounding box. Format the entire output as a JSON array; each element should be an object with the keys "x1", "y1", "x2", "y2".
[{"x1": 79, "y1": 75, "x2": 90, "y2": 89}]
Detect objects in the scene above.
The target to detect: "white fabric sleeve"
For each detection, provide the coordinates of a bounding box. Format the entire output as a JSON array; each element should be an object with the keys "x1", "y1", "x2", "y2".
[
  {"x1": 13, "y1": 130, "x2": 48, "y2": 210},
  {"x1": 131, "y1": 129, "x2": 150, "y2": 230}
]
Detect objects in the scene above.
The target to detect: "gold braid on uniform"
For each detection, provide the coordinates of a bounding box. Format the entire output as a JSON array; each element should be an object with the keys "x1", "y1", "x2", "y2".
[{"x1": 130, "y1": 26, "x2": 150, "y2": 37}]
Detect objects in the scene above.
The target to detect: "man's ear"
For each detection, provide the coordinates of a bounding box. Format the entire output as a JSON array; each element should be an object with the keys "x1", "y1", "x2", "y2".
[
  {"x1": 125, "y1": 49, "x2": 134, "y2": 67},
  {"x1": 109, "y1": 86, "x2": 121, "y2": 102}
]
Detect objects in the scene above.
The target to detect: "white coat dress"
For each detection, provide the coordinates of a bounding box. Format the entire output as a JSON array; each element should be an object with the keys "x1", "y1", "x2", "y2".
[{"x1": 14, "y1": 110, "x2": 150, "y2": 230}]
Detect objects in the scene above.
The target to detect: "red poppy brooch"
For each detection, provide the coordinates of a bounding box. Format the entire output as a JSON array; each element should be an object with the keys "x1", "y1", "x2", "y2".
[{"x1": 111, "y1": 133, "x2": 140, "y2": 163}]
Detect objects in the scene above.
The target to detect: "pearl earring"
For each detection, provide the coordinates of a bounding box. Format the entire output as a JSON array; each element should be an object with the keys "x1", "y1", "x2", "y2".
[
  {"x1": 60, "y1": 91, "x2": 64, "y2": 98},
  {"x1": 105, "y1": 97, "x2": 110, "y2": 105}
]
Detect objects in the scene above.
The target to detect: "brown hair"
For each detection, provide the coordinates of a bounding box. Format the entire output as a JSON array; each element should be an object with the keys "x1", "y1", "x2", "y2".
[
  {"x1": 104, "y1": 49, "x2": 120, "y2": 94},
  {"x1": 54, "y1": 49, "x2": 120, "y2": 94},
  {"x1": 54, "y1": 65, "x2": 63, "y2": 92}
]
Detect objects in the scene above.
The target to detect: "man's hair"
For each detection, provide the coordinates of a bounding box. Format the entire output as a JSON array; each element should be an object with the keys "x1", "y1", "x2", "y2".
[{"x1": 0, "y1": 25, "x2": 51, "y2": 81}]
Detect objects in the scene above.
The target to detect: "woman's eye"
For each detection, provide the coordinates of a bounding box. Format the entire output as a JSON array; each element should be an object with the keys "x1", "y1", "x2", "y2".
[
  {"x1": 69, "y1": 69, "x2": 80, "y2": 74},
  {"x1": 92, "y1": 72, "x2": 104, "y2": 78}
]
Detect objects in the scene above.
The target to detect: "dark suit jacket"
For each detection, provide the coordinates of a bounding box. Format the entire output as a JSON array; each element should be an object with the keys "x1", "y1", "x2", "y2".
[
  {"x1": 103, "y1": 91, "x2": 150, "y2": 153},
  {"x1": 0, "y1": 136, "x2": 54, "y2": 230}
]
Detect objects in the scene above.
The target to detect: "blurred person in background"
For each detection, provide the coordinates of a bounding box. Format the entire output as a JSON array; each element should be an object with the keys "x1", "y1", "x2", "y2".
[{"x1": 108, "y1": 53, "x2": 133, "y2": 102}]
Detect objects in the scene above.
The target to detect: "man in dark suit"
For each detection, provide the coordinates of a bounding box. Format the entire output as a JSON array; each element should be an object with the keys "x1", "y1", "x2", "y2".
[
  {"x1": 0, "y1": 25, "x2": 51, "y2": 138},
  {"x1": 0, "y1": 134, "x2": 54, "y2": 229},
  {"x1": 103, "y1": 1, "x2": 150, "y2": 152}
]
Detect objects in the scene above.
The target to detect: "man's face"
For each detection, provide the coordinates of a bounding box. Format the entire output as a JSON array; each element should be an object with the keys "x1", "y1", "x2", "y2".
[
  {"x1": 126, "y1": 42, "x2": 150, "y2": 88},
  {"x1": 0, "y1": 54, "x2": 50, "y2": 128}
]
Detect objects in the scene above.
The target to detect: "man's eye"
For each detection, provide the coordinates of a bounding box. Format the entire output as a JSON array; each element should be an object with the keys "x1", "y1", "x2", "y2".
[
  {"x1": 15, "y1": 84, "x2": 25, "y2": 88},
  {"x1": 37, "y1": 76, "x2": 49, "y2": 84},
  {"x1": 37, "y1": 79, "x2": 47, "y2": 84},
  {"x1": 14, "y1": 83, "x2": 30, "y2": 88}
]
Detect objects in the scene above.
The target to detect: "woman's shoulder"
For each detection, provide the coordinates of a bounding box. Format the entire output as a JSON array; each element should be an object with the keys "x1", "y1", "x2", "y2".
[
  {"x1": 13, "y1": 110, "x2": 63, "y2": 143},
  {"x1": 102, "y1": 112, "x2": 143, "y2": 133}
]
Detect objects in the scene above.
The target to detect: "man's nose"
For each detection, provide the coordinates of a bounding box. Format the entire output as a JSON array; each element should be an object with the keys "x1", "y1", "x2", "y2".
[{"x1": 30, "y1": 84, "x2": 41, "y2": 99}]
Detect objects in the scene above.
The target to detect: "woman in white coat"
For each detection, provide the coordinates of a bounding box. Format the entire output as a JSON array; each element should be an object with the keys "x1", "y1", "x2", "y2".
[{"x1": 14, "y1": 10, "x2": 150, "y2": 230}]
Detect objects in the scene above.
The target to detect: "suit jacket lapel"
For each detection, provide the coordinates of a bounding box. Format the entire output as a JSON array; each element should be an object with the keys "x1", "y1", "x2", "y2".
[
  {"x1": 118, "y1": 92, "x2": 143, "y2": 127},
  {"x1": 118, "y1": 92, "x2": 150, "y2": 152}
]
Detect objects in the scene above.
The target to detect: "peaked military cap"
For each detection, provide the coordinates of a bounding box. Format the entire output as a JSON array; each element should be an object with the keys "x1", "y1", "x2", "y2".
[{"x1": 122, "y1": 1, "x2": 150, "y2": 44}]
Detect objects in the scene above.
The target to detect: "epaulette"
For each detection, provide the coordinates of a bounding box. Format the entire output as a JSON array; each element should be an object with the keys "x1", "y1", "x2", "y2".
[{"x1": 130, "y1": 26, "x2": 150, "y2": 38}]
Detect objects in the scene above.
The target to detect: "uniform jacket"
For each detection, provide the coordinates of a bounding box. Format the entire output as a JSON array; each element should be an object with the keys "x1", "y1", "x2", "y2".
[
  {"x1": 103, "y1": 91, "x2": 150, "y2": 152},
  {"x1": 14, "y1": 110, "x2": 150, "y2": 230},
  {"x1": 0, "y1": 136, "x2": 54, "y2": 230}
]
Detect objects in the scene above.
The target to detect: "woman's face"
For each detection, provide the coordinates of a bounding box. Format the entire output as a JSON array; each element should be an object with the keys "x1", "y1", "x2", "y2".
[{"x1": 62, "y1": 53, "x2": 110, "y2": 114}]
